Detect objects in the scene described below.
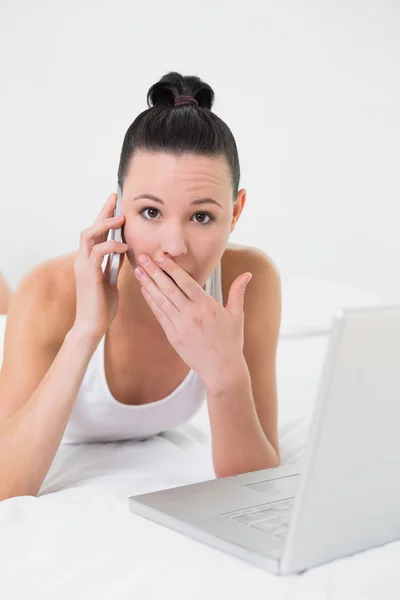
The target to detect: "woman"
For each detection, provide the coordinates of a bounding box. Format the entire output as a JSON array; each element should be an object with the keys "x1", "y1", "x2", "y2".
[{"x1": 0, "y1": 72, "x2": 281, "y2": 501}]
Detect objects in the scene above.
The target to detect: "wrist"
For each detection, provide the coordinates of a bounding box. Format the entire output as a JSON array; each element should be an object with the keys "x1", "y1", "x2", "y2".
[
  {"x1": 68, "y1": 325, "x2": 103, "y2": 349},
  {"x1": 204, "y1": 356, "x2": 250, "y2": 396}
]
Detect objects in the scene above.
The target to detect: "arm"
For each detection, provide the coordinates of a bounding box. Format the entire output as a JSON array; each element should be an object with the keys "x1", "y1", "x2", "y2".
[
  {"x1": 205, "y1": 361, "x2": 279, "y2": 479},
  {"x1": 0, "y1": 267, "x2": 100, "y2": 501},
  {"x1": 0, "y1": 328, "x2": 99, "y2": 501},
  {"x1": 205, "y1": 249, "x2": 282, "y2": 478}
]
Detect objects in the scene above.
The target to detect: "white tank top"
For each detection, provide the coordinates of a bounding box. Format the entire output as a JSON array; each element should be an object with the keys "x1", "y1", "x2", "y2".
[{"x1": 61, "y1": 261, "x2": 223, "y2": 444}]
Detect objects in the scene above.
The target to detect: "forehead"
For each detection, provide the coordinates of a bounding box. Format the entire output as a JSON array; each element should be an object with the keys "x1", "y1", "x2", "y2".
[{"x1": 126, "y1": 150, "x2": 231, "y2": 192}]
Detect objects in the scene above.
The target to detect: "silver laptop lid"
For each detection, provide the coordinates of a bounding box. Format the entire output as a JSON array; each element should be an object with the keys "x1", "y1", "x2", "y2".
[{"x1": 282, "y1": 305, "x2": 400, "y2": 573}]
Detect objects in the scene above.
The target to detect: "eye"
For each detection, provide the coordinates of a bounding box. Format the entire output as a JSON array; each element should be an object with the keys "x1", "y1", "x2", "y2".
[
  {"x1": 192, "y1": 212, "x2": 214, "y2": 225},
  {"x1": 139, "y1": 207, "x2": 215, "y2": 226}
]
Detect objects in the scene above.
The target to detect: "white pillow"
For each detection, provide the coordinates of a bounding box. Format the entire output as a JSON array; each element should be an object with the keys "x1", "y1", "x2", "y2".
[{"x1": 280, "y1": 276, "x2": 384, "y2": 338}]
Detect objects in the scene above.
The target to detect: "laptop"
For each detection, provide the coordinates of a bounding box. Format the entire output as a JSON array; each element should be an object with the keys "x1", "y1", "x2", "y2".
[{"x1": 129, "y1": 306, "x2": 400, "y2": 574}]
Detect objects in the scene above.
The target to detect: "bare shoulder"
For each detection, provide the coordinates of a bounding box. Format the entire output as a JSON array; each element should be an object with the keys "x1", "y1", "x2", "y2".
[
  {"x1": 41, "y1": 251, "x2": 79, "y2": 335},
  {"x1": 222, "y1": 243, "x2": 280, "y2": 301},
  {"x1": 40, "y1": 250, "x2": 78, "y2": 295},
  {"x1": 224, "y1": 242, "x2": 279, "y2": 271},
  {"x1": 16, "y1": 251, "x2": 79, "y2": 346}
]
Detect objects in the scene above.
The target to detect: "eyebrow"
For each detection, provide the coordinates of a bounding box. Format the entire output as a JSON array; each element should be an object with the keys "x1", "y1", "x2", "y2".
[{"x1": 132, "y1": 194, "x2": 223, "y2": 209}]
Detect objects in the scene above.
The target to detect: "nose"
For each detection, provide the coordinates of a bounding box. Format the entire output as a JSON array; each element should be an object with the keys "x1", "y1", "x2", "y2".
[{"x1": 159, "y1": 234, "x2": 188, "y2": 260}]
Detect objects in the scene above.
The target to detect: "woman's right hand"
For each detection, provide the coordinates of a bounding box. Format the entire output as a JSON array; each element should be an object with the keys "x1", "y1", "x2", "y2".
[{"x1": 72, "y1": 192, "x2": 129, "y2": 341}]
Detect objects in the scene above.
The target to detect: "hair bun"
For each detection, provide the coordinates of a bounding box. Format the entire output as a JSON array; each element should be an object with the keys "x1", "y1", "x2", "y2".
[{"x1": 147, "y1": 71, "x2": 215, "y2": 110}]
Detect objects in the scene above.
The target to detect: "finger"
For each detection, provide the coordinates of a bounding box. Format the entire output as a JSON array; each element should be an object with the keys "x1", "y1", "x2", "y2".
[
  {"x1": 89, "y1": 239, "x2": 128, "y2": 271},
  {"x1": 103, "y1": 245, "x2": 126, "y2": 282},
  {"x1": 136, "y1": 268, "x2": 181, "y2": 319},
  {"x1": 140, "y1": 286, "x2": 174, "y2": 332},
  {"x1": 79, "y1": 216, "x2": 125, "y2": 259},
  {"x1": 96, "y1": 192, "x2": 118, "y2": 223},
  {"x1": 146, "y1": 255, "x2": 202, "y2": 306}
]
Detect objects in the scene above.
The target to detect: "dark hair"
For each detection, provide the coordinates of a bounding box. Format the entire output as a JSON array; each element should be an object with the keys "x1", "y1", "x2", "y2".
[{"x1": 117, "y1": 72, "x2": 240, "y2": 201}]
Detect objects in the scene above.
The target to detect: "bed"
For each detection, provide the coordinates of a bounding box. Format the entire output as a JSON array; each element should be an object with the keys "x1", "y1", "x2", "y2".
[{"x1": 1, "y1": 277, "x2": 398, "y2": 599}]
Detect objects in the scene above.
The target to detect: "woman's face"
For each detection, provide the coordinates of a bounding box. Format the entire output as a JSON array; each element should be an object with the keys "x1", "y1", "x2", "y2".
[{"x1": 120, "y1": 150, "x2": 246, "y2": 290}]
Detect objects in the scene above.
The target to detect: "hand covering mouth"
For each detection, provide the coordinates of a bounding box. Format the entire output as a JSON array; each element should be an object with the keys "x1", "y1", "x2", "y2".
[{"x1": 162, "y1": 270, "x2": 176, "y2": 282}]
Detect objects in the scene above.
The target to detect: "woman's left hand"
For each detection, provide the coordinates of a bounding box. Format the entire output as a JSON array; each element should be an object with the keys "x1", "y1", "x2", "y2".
[{"x1": 134, "y1": 252, "x2": 252, "y2": 388}]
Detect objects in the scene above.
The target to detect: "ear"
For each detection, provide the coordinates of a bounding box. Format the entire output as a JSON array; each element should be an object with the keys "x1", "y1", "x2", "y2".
[{"x1": 230, "y1": 188, "x2": 247, "y2": 233}]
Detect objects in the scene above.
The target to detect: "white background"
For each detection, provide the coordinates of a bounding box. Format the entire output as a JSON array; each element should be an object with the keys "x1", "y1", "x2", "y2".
[{"x1": 0, "y1": 0, "x2": 399, "y2": 300}]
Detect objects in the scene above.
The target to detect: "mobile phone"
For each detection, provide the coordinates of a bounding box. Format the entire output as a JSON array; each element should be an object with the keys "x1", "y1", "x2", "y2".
[{"x1": 108, "y1": 184, "x2": 124, "y2": 284}]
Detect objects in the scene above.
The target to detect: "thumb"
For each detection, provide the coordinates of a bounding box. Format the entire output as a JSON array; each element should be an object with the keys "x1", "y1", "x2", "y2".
[{"x1": 226, "y1": 272, "x2": 252, "y2": 315}]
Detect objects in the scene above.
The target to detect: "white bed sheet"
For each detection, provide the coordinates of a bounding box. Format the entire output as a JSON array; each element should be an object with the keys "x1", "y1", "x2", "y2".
[{"x1": 1, "y1": 320, "x2": 399, "y2": 599}]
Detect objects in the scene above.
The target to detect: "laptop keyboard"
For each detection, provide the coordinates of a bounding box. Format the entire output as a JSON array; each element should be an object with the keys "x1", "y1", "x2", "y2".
[{"x1": 222, "y1": 497, "x2": 295, "y2": 540}]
